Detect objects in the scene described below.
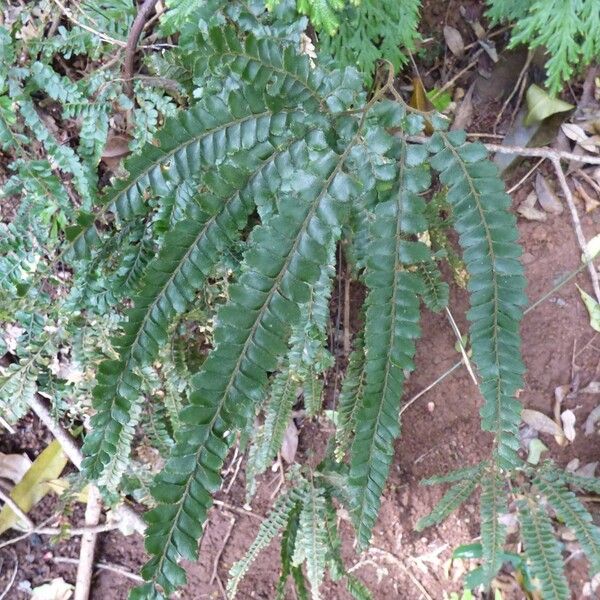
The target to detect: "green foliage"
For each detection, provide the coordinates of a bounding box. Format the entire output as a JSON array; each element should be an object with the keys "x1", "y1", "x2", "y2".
[
  {"x1": 319, "y1": 0, "x2": 422, "y2": 85},
  {"x1": 487, "y1": 0, "x2": 600, "y2": 94},
  {"x1": 4, "y1": 2, "x2": 600, "y2": 599}
]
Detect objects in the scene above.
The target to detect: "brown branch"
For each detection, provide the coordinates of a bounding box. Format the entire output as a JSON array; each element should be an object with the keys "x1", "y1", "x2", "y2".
[
  {"x1": 74, "y1": 485, "x2": 102, "y2": 600},
  {"x1": 123, "y1": 0, "x2": 160, "y2": 98}
]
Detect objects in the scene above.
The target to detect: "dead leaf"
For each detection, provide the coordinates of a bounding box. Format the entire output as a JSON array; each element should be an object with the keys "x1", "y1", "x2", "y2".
[
  {"x1": 451, "y1": 83, "x2": 474, "y2": 131},
  {"x1": 575, "y1": 462, "x2": 598, "y2": 478},
  {"x1": 573, "y1": 179, "x2": 600, "y2": 212},
  {"x1": 521, "y1": 408, "x2": 563, "y2": 436},
  {"x1": 478, "y1": 39, "x2": 498, "y2": 63},
  {"x1": 535, "y1": 173, "x2": 563, "y2": 214},
  {"x1": 561, "y1": 410, "x2": 576, "y2": 442},
  {"x1": 585, "y1": 405, "x2": 600, "y2": 435},
  {"x1": 443, "y1": 26, "x2": 464, "y2": 58},
  {"x1": 517, "y1": 190, "x2": 547, "y2": 221},
  {"x1": 583, "y1": 233, "x2": 600, "y2": 262},
  {"x1": 102, "y1": 133, "x2": 130, "y2": 159},
  {"x1": 0, "y1": 452, "x2": 32, "y2": 485},
  {"x1": 0, "y1": 440, "x2": 67, "y2": 535},
  {"x1": 280, "y1": 421, "x2": 298, "y2": 464},
  {"x1": 31, "y1": 577, "x2": 73, "y2": 600},
  {"x1": 577, "y1": 285, "x2": 600, "y2": 332},
  {"x1": 581, "y1": 381, "x2": 600, "y2": 394}
]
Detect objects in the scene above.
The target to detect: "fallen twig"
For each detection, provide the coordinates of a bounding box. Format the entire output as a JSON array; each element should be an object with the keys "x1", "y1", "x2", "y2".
[
  {"x1": 209, "y1": 515, "x2": 236, "y2": 586},
  {"x1": 53, "y1": 556, "x2": 144, "y2": 583},
  {"x1": 123, "y1": 0, "x2": 160, "y2": 98},
  {"x1": 75, "y1": 485, "x2": 102, "y2": 600},
  {"x1": 550, "y1": 156, "x2": 600, "y2": 303},
  {"x1": 0, "y1": 488, "x2": 35, "y2": 531}
]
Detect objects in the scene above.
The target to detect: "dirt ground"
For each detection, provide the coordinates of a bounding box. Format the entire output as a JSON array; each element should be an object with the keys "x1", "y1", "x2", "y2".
[{"x1": 1, "y1": 2, "x2": 600, "y2": 599}]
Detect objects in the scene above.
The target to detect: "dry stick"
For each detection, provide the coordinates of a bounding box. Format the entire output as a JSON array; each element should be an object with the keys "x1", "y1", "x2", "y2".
[
  {"x1": 494, "y1": 51, "x2": 533, "y2": 132},
  {"x1": 550, "y1": 156, "x2": 600, "y2": 303},
  {"x1": 444, "y1": 307, "x2": 477, "y2": 385},
  {"x1": 53, "y1": 556, "x2": 144, "y2": 583},
  {"x1": 123, "y1": 0, "x2": 160, "y2": 98},
  {"x1": 429, "y1": 48, "x2": 484, "y2": 101},
  {"x1": 0, "y1": 553, "x2": 18, "y2": 600},
  {"x1": 343, "y1": 272, "x2": 351, "y2": 354},
  {"x1": 213, "y1": 500, "x2": 263, "y2": 522},
  {"x1": 75, "y1": 485, "x2": 102, "y2": 600},
  {"x1": 0, "y1": 488, "x2": 35, "y2": 531},
  {"x1": 209, "y1": 515, "x2": 236, "y2": 586},
  {"x1": 28, "y1": 394, "x2": 146, "y2": 535},
  {"x1": 507, "y1": 157, "x2": 545, "y2": 195}
]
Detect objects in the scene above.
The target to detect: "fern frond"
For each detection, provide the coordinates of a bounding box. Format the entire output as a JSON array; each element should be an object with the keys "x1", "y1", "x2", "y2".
[
  {"x1": 428, "y1": 131, "x2": 527, "y2": 471},
  {"x1": 349, "y1": 139, "x2": 429, "y2": 548},
  {"x1": 534, "y1": 471, "x2": 600, "y2": 574},
  {"x1": 228, "y1": 489, "x2": 298, "y2": 598},
  {"x1": 479, "y1": 469, "x2": 508, "y2": 585},
  {"x1": 140, "y1": 137, "x2": 360, "y2": 594},
  {"x1": 67, "y1": 90, "x2": 304, "y2": 257},
  {"x1": 421, "y1": 462, "x2": 486, "y2": 486},
  {"x1": 551, "y1": 465, "x2": 600, "y2": 496},
  {"x1": 334, "y1": 334, "x2": 365, "y2": 462},
  {"x1": 518, "y1": 499, "x2": 569, "y2": 600},
  {"x1": 276, "y1": 502, "x2": 304, "y2": 600},
  {"x1": 82, "y1": 140, "x2": 309, "y2": 489},
  {"x1": 416, "y1": 472, "x2": 482, "y2": 531},
  {"x1": 293, "y1": 483, "x2": 328, "y2": 600},
  {"x1": 417, "y1": 259, "x2": 449, "y2": 313}
]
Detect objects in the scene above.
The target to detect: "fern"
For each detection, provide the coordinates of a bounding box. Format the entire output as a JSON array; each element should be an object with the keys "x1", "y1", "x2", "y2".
[
  {"x1": 228, "y1": 487, "x2": 298, "y2": 597},
  {"x1": 349, "y1": 136, "x2": 429, "y2": 548},
  {"x1": 534, "y1": 470, "x2": 600, "y2": 573},
  {"x1": 293, "y1": 483, "x2": 328, "y2": 599},
  {"x1": 518, "y1": 499, "x2": 569, "y2": 600},
  {"x1": 428, "y1": 131, "x2": 527, "y2": 471},
  {"x1": 416, "y1": 472, "x2": 483, "y2": 531},
  {"x1": 334, "y1": 333, "x2": 365, "y2": 461}
]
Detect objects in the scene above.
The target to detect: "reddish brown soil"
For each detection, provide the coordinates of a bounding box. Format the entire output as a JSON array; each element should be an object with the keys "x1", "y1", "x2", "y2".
[{"x1": 1, "y1": 4, "x2": 600, "y2": 600}]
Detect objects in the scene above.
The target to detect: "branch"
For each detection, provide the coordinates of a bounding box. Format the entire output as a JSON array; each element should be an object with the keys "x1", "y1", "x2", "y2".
[
  {"x1": 123, "y1": 0, "x2": 160, "y2": 98},
  {"x1": 75, "y1": 485, "x2": 102, "y2": 600}
]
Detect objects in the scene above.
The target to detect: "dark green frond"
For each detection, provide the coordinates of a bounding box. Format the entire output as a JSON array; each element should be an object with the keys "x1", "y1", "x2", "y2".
[
  {"x1": 417, "y1": 259, "x2": 449, "y2": 313},
  {"x1": 349, "y1": 139, "x2": 429, "y2": 548},
  {"x1": 420, "y1": 462, "x2": 486, "y2": 486},
  {"x1": 428, "y1": 131, "x2": 527, "y2": 471}
]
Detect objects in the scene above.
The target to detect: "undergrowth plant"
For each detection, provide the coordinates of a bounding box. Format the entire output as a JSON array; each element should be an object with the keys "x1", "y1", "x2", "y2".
[{"x1": 1, "y1": 1, "x2": 600, "y2": 600}]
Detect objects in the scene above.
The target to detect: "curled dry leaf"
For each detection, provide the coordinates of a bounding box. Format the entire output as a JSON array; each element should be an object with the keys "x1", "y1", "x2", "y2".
[
  {"x1": 585, "y1": 405, "x2": 600, "y2": 435},
  {"x1": 517, "y1": 190, "x2": 547, "y2": 221},
  {"x1": 581, "y1": 381, "x2": 600, "y2": 394},
  {"x1": 573, "y1": 179, "x2": 600, "y2": 212},
  {"x1": 583, "y1": 233, "x2": 600, "y2": 263},
  {"x1": 31, "y1": 577, "x2": 73, "y2": 600},
  {"x1": 575, "y1": 462, "x2": 598, "y2": 478},
  {"x1": 535, "y1": 173, "x2": 563, "y2": 214},
  {"x1": 443, "y1": 26, "x2": 465, "y2": 58},
  {"x1": 561, "y1": 409, "x2": 576, "y2": 442},
  {"x1": 0, "y1": 452, "x2": 32, "y2": 485},
  {"x1": 577, "y1": 284, "x2": 600, "y2": 332},
  {"x1": 561, "y1": 123, "x2": 600, "y2": 153},
  {"x1": 280, "y1": 421, "x2": 298, "y2": 464},
  {"x1": 521, "y1": 408, "x2": 563, "y2": 436},
  {"x1": 451, "y1": 83, "x2": 474, "y2": 131}
]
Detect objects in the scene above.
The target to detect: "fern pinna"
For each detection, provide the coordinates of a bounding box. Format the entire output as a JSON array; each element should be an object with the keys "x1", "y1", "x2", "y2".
[{"x1": 65, "y1": 11, "x2": 599, "y2": 600}]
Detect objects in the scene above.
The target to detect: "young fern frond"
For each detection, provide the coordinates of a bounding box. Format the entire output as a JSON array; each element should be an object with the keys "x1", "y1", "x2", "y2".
[
  {"x1": 428, "y1": 131, "x2": 527, "y2": 471},
  {"x1": 479, "y1": 469, "x2": 508, "y2": 585},
  {"x1": 518, "y1": 499, "x2": 569, "y2": 600},
  {"x1": 228, "y1": 488, "x2": 298, "y2": 598},
  {"x1": 276, "y1": 502, "x2": 306, "y2": 600},
  {"x1": 420, "y1": 461, "x2": 486, "y2": 486},
  {"x1": 349, "y1": 137, "x2": 429, "y2": 548},
  {"x1": 293, "y1": 483, "x2": 328, "y2": 600},
  {"x1": 417, "y1": 259, "x2": 449, "y2": 313},
  {"x1": 416, "y1": 470, "x2": 483, "y2": 531},
  {"x1": 334, "y1": 333, "x2": 365, "y2": 461},
  {"x1": 534, "y1": 470, "x2": 600, "y2": 574}
]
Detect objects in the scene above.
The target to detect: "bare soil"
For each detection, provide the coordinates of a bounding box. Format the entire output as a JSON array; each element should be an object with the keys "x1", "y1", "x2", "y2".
[{"x1": 1, "y1": 2, "x2": 600, "y2": 599}]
